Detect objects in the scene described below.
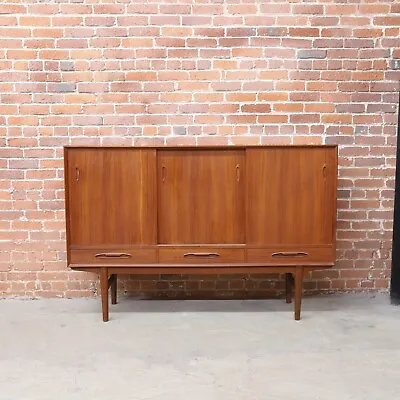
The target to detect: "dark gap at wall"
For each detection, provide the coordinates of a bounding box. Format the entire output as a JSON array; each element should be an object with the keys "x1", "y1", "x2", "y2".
[{"x1": 391, "y1": 92, "x2": 400, "y2": 303}]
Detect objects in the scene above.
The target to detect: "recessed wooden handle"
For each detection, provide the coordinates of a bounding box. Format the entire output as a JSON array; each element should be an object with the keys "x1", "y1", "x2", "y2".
[
  {"x1": 161, "y1": 165, "x2": 168, "y2": 182},
  {"x1": 271, "y1": 252, "x2": 309, "y2": 257},
  {"x1": 183, "y1": 252, "x2": 220, "y2": 258},
  {"x1": 95, "y1": 253, "x2": 132, "y2": 259}
]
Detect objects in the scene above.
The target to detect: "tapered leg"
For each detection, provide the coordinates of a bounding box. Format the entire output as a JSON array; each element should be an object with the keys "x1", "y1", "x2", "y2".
[
  {"x1": 285, "y1": 273, "x2": 294, "y2": 304},
  {"x1": 111, "y1": 274, "x2": 117, "y2": 305},
  {"x1": 294, "y1": 267, "x2": 304, "y2": 321},
  {"x1": 100, "y1": 267, "x2": 109, "y2": 322}
]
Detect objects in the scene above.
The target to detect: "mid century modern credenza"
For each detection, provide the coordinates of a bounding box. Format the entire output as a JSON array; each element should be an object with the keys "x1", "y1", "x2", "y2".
[{"x1": 64, "y1": 145, "x2": 338, "y2": 321}]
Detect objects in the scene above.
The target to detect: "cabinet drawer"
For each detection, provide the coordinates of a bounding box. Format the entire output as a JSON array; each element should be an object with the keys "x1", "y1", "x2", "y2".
[
  {"x1": 247, "y1": 246, "x2": 334, "y2": 265},
  {"x1": 70, "y1": 248, "x2": 157, "y2": 265},
  {"x1": 159, "y1": 247, "x2": 245, "y2": 264}
]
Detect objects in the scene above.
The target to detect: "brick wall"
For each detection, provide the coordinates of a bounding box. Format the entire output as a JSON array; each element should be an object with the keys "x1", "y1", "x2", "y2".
[{"x1": 1, "y1": 0, "x2": 399, "y2": 299}]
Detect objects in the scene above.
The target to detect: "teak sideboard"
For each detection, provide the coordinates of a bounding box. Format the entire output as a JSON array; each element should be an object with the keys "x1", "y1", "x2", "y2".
[{"x1": 64, "y1": 145, "x2": 338, "y2": 321}]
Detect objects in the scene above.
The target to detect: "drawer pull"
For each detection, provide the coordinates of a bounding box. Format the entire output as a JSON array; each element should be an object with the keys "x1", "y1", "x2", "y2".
[
  {"x1": 272, "y1": 251, "x2": 309, "y2": 257},
  {"x1": 183, "y1": 252, "x2": 220, "y2": 258},
  {"x1": 95, "y1": 253, "x2": 132, "y2": 259}
]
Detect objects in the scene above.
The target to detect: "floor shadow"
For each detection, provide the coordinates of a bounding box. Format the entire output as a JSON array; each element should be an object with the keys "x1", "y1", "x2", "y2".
[{"x1": 99, "y1": 292, "x2": 390, "y2": 314}]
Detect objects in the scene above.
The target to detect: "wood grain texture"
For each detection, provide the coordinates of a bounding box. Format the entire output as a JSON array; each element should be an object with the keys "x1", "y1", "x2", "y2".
[
  {"x1": 71, "y1": 266, "x2": 332, "y2": 275},
  {"x1": 100, "y1": 267, "x2": 109, "y2": 322},
  {"x1": 295, "y1": 266, "x2": 304, "y2": 321},
  {"x1": 159, "y1": 246, "x2": 246, "y2": 264},
  {"x1": 246, "y1": 147, "x2": 337, "y2": 246},
  {"x1": 157, "y1": 149, "x2": 245, "y2": 244},
  {"x1": 66, "y1": 148, "x2": 157, "y2": 247},
  {"x1": 69, "y1": 247, "x2": 157, "y2": 264},
  {"x1": 246, "y1": 245, "x2": 334, "y2": 264}
]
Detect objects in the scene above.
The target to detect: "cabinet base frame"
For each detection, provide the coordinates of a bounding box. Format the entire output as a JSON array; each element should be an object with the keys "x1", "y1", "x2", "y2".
[{"x1": 79, "y1": 265, "x2": 332, "y2": 322}]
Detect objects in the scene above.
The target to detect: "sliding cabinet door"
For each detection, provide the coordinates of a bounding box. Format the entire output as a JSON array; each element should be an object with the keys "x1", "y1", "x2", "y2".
[
  {"x1": 66, "y1": 148, "x2": 157, "y2": 248},
  {"x1": 158, "y1": 149, "x2": 245, "y2": 245}
]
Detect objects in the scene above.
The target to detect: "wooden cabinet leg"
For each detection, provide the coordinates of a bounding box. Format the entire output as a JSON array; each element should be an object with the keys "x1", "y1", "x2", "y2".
[
  {"x1": 285, "y1": 273, "x2": 293, "y2": 304},
  {"x1": 100, "y1": 267, "x2": 109, "y2": 322},
  {"x1": 294, "y1": 267, "x2": 304, "y2": 321},
  {"x1": 111, "y1": 274, "x2": 117, "y2": 305}
]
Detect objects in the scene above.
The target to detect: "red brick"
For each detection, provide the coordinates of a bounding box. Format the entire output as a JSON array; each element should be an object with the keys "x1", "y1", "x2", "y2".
[
  {"x1": 258, "y1": 92, "x2": 289, "y2": 102},
  {"x1": 0, "y1": 4, "x2": 26, "y2": 14},
  {"x1": 136, "y1": 49, "x2": 166, "y2": 59},
  {"x1": 156, "y1": 38, "x2": 185, "y2": 47},
  {"x1": 86, "y1": 17, "x2": 115, "y2": 26},
  {"x1": 7, "y1": 50, "x2": 37, "y2": 59},
  {"x1": 321, "y1": 28, "x2": 353, "y2": 38},
  {"x1": 374, "y1": 17, "x2": 400, "y2": 26},
  {"x1": 58, "y1": 39, "x2": 88, "y2": 49},
  {"x1": 310, "y1": 17, "x2": 339, "y2": 26},
  {"x1": 292, "y1": 4, "x2": 324, "y2": 14},
  {"x1": 326, "y1": 5, "x2": 357, "y2": 15},
  {"x1": 307, "y1": 82, "x2": 337, "y2": 92},
  {"x1": 20, "y1": 16, "x2": 50, "y2": 26},
  {"x1": 187, "y1": 38, "x2": 217, "y2": 48},
  {"x1": 190, "y1": 71, "x2": 220, "y2": 80},
  {"x1": 160, "y1": 5, "x2": 191, "y2": 14},
  {"x1": 110, "y1": 82, "x2": 141, "y2": 92},
  {"x1": 90, "y1": 38, "x2": 121, "y2": 48},
  {"x1": 200, "y1": 49, "x2": 231, "y2": 58},
  {"x1": 241, "y1": 104, "x2": 271, "y2": 113},
  {"x1": 322, "y1": 114, "x2": 353, "y2": 124},
  {"x1": 258, "y1": 115, "x2": 288, "y2": 124},
  {"x1": 160, "y1": 93, "x2": 192, "y2": 103},
  {"x1": 39, "y1": 50, "x2": 69, "y2": 60},
  {"x1": 290, "y1": 114, "x2": 320, "y2": 123},
  {"x1": 60, "y1": 4, "x2": 92, "y2": 14},
  {"x1": 162, "y1": 27, "x2": 193, "y2": 37},
  {"x1": 195, "y1": 115, "x2": 224, "y2": 124},
  {"x1": 227, "y1": 28, "x2": 257, "y2": 37},
  {"x1": 353, "y1": 29, "x2": 383, "y2": 38},
  {"x1": 289, "y1": 28, "x2": 320, "y2": 37},
  {"x1": 168, "y1": 49, "x2": 198, "y2": 58},
  {"x1": 195, "y1": 28, "x2": 224, "y2": 37},
  {"x1": 94, "y1": 4, "x2": 125, "y2": 14},
  {"x1": 321, "y1": 71, "x2": 351, "y2": 81},
  {"x1": 275, "y1": 103, "x2": 303, "y2": 112},
  {"x1": 0, "y1": 16, "x2": 17, "y2": 26},
  {"x1": 181, "y1": 16, "x2": 211, "y2": 26},
  {"x1": 361, "y1": 4, "x2": 391, "y2": 15}
]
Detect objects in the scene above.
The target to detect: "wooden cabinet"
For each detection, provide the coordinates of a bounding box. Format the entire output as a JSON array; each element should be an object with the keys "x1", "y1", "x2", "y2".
[
  {"x1": 66, "y1": 148, "x2": 157, "y2": 248},
  {"x1": 246, "y1": 147, "x2": 336, "y2": 264},
  {"x1": 64, "y1": 145, "x2": 338, "y2": 321},
  {"x1": 247, "y1": 147, "x2": 336, "y2": 245},
  {"x1": 157, "y1": 149, "x2": 245, "y2": 244}
]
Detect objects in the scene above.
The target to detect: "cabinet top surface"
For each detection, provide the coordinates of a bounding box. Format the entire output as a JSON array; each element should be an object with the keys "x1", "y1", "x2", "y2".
[{"x1": 64, "y1": 144, "x2": 338, "y2": 150}]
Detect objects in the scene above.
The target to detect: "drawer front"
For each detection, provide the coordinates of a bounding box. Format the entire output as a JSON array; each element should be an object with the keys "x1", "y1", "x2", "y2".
[
  {"x1": 247, "y1": 246, "x2": 334, "y2": 265},
  {"x1": 70, "y1": 247, "x2": 157, "y2": 265},
  {"x1": 159, "y1": 247, "x2": 245, "y2": 264}
]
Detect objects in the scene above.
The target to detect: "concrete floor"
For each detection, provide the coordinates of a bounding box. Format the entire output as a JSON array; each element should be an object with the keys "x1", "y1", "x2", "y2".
[{"x1": 0, "y1": 294, "x2": 399, "y2": 400}]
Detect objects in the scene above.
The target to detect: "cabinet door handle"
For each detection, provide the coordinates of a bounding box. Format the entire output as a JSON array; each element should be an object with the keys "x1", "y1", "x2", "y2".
[
  {"x1": 75, "y1": 167, "x2": 80, "y2": 182},
  {"x1": 95, "y1": 253, "x2": 132, "y2": 259},
  {"x1": 236, "y1": 164, "x2": 240, "y2": 182},
  {"x1": 183, "y1": 252, "x2": 220, "y2": 258},
  {"x1": 161, "y1": 165, "x2": 166, "y2": 182},
  {"x1": 271, "y1": 252, "x2": 309, "y2": 257}
]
